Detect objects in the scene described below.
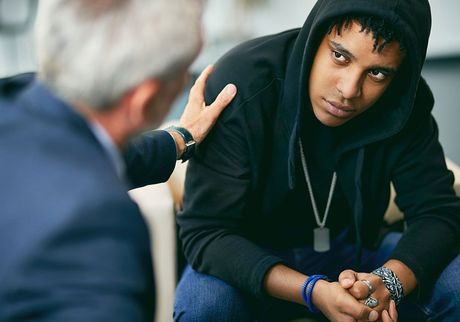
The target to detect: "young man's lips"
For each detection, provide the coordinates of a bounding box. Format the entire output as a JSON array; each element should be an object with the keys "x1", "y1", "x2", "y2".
[{"x1": 323, "y1": 99, "x2": 354, "y2": 118}]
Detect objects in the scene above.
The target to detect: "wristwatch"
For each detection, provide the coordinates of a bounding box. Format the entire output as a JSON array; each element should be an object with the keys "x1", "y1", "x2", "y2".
[{"x1": 166, "y1": 126, "x2": 196, "y2": 162}]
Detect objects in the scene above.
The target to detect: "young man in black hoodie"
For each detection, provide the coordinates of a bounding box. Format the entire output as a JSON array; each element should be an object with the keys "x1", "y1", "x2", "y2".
[{"x1": 175, "y1": 0, "x2": 460, "y2": 321}]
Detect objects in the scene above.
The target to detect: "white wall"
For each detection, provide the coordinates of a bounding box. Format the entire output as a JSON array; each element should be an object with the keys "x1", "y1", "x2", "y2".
[
  {"x1": 0, "y1": 0, "x2": 36, "y2": 77},
  {"x1": 1, "y1": 0, "x2": 459, "y2": 76},
  {"x1": 428, "y1": 0, "x2": 460, "y2": 58},
  {"x1": 197, "y1": 0, "x2": 460, "y2": 70}
]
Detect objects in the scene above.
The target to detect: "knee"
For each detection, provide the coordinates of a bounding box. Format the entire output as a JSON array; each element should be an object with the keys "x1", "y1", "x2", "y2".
[
  {"x1": 434, "y1": 255, "x2": 460, "y2": 302},
  {"x1": 174, "y1": 268, "x2": 252, "y2": 322},
  {"x1": 425, "y1": 255, "x2": 460, "y2": 319}
]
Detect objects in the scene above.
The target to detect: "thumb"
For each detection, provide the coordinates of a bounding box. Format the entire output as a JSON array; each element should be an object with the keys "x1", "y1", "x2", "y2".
[
  {"x1": 208, "y1": 84, "x2": 237, "y2": 114},
  {"x1": 338, "y1": 269, "x2": 357, "y2": 289}
]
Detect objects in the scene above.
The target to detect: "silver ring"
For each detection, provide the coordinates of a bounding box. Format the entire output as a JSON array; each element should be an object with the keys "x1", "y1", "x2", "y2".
[
  {"x1": 364, "y1": 296, "x2": 379, "y2": 308},
  {"x1": 361, "y1": 279, "x2": 375, "y2": 297}
]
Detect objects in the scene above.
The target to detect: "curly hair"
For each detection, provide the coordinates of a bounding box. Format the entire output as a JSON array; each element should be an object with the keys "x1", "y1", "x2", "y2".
[{"x1": 328, "y1": 15, "x2": 405, "y2": 53}]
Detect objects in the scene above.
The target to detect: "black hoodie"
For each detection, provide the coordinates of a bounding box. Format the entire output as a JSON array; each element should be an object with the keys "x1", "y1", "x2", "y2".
[{"x1": 178, "y1": 0, "x2": 460, "y2": 300}]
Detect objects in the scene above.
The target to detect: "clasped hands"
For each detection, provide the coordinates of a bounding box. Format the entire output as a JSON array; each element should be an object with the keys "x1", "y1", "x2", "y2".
[{"x1": 311, "y1": 270, "x2": 398, "y2": 322}]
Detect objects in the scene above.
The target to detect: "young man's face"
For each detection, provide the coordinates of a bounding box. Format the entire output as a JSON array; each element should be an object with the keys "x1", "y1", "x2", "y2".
[{"x1": 308, "y1": 21, "x2": 404, "y2": 127}]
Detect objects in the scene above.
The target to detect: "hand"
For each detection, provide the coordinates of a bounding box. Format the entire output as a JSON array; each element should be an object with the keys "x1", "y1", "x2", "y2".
[
  {"x1": 179, "y1": 64, "x2": 237, "y2": 145},
  {"x1": 311, "y1": 280, "x2": 380, "y2": 322},
  {"x1": 382, "y1": 300, "x2": 398, "y2": 322},
  {"x1": 339, "y1": 269, "x2": 396, "y2": 321}
]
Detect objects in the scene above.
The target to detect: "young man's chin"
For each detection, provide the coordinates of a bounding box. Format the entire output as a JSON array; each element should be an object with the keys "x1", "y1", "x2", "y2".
[{"x1": 313, "y1": 108, "x2": 350, "y2": 127}]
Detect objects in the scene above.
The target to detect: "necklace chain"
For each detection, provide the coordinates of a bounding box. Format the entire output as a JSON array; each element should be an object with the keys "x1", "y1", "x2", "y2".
[{"x1": 298, "y1": 139, "x2": 337, "y2": 228}]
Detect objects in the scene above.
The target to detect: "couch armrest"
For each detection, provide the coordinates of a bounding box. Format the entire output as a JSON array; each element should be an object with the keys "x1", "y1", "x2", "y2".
[
  {"x1": 129, "y1": 184, "x2": 176, "y2": 322},
  {"x1": 447, "y1": 158, "x2": 460, "y2": 195}
]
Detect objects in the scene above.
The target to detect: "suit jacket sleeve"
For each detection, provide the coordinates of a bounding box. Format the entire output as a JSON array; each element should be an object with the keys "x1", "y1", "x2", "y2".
[{"x1": 124, "y1": 130, "x2": 177, "y2": 188}]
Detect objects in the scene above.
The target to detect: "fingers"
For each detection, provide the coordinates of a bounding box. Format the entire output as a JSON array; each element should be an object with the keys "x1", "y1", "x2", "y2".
[
  {"x1": 188, "y1": 64, "x2": 214, "y2": 106},
  {"x1": 350, "y1": 279, "x2": 375, "y2": 300},
  {"x1": 317, "y1": 282, "x2": 377, "y2": 322},
  {"x1": 339, "y1": 269, "x2": 358, "y2": 289},
  {"x1": 346, "y1": 273, "x2": 381, "y2": 301},
  {"x1": 373, "y1": 301, "x2": 398, "y2": 322},
  {"x1": 382, "y1": 309, "x2": 396, "y2": 322},
  {"x1": 335, "y1": 290, "x2": 378, "y2": 321},
  {"x1": 345, "y1": 303, "x2": 379, "y2": 321},
  {"x1": 187, "y1": 63, "x2": 236, "y2": 117},
  {"x1": 389, "y1": 300, "x2": 398, "y2": 321},
  {"x1": 347, "y1": 303, "x2": 379, "y2": 322},
  {"x1": 208, "y1": 83, "x2": 237, "y2": 114},
  {"x1": 382, "y1": 310, "x2": 390, "y2": 322}
]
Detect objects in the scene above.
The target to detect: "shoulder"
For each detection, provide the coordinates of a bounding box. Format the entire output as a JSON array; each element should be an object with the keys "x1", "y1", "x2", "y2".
[
  {"x1": 204, "y1": 29, "x2": 299, "y2": 122},
  {"x1": 1, "y1": 108, "x2": 128, "y2": 211},
  {"x1": 205, "y1": 29, "x2": 299, "y2": 102},
  {"x1": 0, "y1": 120, "x2": 145, "y2": 265}
]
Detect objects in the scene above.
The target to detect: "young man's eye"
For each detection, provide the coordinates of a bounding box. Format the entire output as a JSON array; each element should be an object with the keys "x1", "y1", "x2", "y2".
[
  {"x1": 368, "y1": 69, "x2": 388, "y2": 81},
  {"x1": 331, "y1": 50, "x2": 347, "y2": 63}
]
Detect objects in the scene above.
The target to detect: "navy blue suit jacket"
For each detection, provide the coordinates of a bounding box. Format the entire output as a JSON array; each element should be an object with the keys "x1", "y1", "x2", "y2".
[{"x1": 0, "y1": 74, "x2": 177, "y2": 321}]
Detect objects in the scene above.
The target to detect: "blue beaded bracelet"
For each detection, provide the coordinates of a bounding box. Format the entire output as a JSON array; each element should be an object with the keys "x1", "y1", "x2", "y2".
[{"x1": 301, "y1": 274, "x2": 328, "y2": 313}]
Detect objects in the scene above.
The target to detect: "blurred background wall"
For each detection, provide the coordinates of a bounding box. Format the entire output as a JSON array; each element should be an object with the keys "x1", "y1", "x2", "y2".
[{"x1": 1, "y1": 0, "x2": 458, "y2": 163}]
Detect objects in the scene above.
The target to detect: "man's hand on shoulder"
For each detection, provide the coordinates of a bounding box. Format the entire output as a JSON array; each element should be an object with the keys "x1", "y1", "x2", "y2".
[{"x1": 168, "y1": 64, "x2": 237, "y2": 161}]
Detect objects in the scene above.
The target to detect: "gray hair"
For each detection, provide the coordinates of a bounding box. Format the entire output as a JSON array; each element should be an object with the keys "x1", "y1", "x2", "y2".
[{"x1": 35, "y1": 0, "x2": 203, "y2": 110}]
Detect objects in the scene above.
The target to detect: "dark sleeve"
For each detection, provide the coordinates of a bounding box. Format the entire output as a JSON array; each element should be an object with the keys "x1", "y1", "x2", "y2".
[
  {"x1": 177, "y1": 99, "x2": 283, "y2": 300},
  {"x1": 390, "y1": 86, "x2": 460, "y2": 299},
  {"x1": 124, "y1": 130, "x2": 177, "y2": 188}
]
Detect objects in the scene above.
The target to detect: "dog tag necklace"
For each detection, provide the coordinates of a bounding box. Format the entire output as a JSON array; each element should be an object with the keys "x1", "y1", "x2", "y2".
[{"x1": 299, "y1": 139, "x2": 337, "y2": 252}]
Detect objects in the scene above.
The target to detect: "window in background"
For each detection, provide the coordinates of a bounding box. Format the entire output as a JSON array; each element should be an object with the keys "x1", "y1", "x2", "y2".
[{"x1": 0, "y1": 0, "x2": 37, "y2": 77}]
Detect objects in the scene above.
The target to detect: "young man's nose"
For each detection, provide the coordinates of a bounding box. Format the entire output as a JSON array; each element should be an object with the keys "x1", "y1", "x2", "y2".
[{"x1": 337, "y1": 72, "x2": 362, "y2": 99}]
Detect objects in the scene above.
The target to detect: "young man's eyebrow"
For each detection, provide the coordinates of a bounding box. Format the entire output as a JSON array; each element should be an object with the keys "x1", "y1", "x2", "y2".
[
  {"x1": 368, "y1": 65, "x2": 398, "y2": 74},
  {"x1": 330, "y1": 41, "x2": 356, "y2": 60},
  {"x1": 330, "y1": 40, "x2": 399, "y2": 74}
]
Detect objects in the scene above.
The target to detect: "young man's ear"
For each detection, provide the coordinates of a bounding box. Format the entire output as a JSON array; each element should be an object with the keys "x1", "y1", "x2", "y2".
[{"x1": 123, "y1": 79, "x2": 161, "y2": 127}]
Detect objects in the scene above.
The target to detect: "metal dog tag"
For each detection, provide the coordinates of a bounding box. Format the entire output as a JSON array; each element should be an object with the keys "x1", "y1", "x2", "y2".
[{"x1": 314, "y1": 227, "x2": 330, "y2": 252}]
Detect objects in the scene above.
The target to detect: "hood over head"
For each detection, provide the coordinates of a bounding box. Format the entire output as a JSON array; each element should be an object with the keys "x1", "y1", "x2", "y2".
[{"x1": 283, "y1": 0, "x2": 432, "y2": 162}]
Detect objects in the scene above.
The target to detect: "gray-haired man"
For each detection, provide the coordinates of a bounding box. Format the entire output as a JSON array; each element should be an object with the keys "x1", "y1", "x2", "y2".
[{"x1": 0, "y1": 0, "x2": 235, "y2": 321}]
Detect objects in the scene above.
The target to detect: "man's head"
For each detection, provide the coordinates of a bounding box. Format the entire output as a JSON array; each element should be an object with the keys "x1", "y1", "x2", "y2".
[
  {"x1": 308, "y1": 16, "x2": 405, "y2": 127},
  {"x1": 35, "y1": 0, "x2": 203, "y2": 140}
]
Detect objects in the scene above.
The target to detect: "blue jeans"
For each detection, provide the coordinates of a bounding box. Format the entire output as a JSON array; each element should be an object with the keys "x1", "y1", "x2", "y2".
[{"x1": 174, "y1": 232, "x2": 460, "y2": 321}]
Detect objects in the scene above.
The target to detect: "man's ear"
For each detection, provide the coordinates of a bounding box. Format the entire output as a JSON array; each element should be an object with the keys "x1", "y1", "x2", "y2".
[{"x1": 123, "y1": 79, "x2": 161, "y2": 127}]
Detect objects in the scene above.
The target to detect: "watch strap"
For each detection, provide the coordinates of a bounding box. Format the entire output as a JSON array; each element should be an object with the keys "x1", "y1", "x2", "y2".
[{"x1": 166, "y1": 126, "x2": 196, "y2": 162}]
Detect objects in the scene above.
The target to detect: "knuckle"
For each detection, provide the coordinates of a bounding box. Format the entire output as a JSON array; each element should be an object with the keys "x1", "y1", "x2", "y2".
[
  {"x1": 358, "y1": 306, "x2": 369, "y2": 319},
  {"x1": 335, "y1": 296, "x2": 346, "y2": 308},
  {"x1": 339, "y1": 271, "x2": 350, "y2": 278},
  {"x1": 355, "y1": 287, "x2": 367, "y2": 299}
]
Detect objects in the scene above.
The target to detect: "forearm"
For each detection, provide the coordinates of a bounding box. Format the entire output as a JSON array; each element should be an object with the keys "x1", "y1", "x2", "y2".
[
  {"x1": 390, "y1": 218, "x2": 459, "y2": 298},
  {"x1": 383, "y1": 259, "x2": 417, "y2": 296},
  {"x1": 263, "y1": 263, "x2": 307, "y2": 305},
  {"x1": 124, "y1": 130, "x2": 176, "y2": 187}
]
